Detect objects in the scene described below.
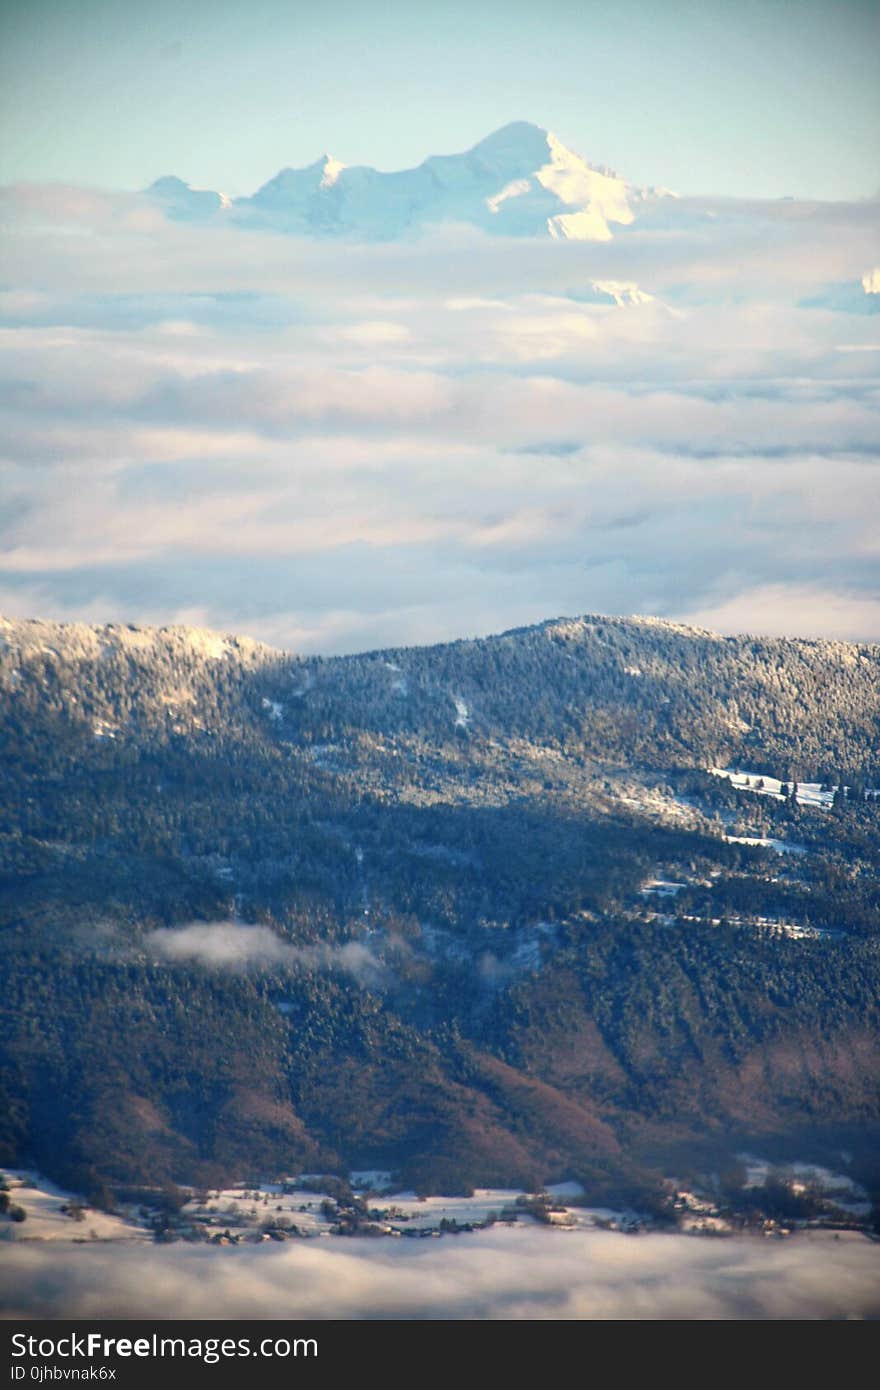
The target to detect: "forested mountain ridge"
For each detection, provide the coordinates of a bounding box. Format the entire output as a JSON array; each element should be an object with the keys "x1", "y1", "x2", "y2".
[
  {"x1": 285, "y1": 613, "x2": 880, "y2": 774},
  {"x1": 2, "y1": 612, "x2": 879, "y2": 1206}
]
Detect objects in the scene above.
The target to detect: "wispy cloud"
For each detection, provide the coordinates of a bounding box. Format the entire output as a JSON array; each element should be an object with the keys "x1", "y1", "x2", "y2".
[{"x1": 145, "y1": 923, "x2": 386, "y2": 986}]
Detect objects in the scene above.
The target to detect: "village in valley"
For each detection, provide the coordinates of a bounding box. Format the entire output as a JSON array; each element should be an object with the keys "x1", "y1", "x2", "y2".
[{"x1": 2, "y1": 1156, "x2": 874, "y2": 1250}]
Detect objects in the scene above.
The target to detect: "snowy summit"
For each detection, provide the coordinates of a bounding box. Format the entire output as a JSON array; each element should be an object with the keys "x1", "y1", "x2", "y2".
[{"x1": 146, "y1": 121, "x2": 673, "y2": 241}]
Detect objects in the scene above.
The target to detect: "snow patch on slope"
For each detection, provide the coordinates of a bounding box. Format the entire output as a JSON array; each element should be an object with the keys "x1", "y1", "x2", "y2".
[
  {"x1": 319, "y1": 156, "x2": 346, "y2": 189},
  {"x1": 725, "y1": 835, "x2": 807, "y2": 856},
  {"x1": 538, "y1": 132, "x2": 636, "y2": 242},
  {"x1": 486, "y1": 178, "x2": 532, "y2": 214},
  {"x1": 708, "y1": 767, "x2": 853, "y2": 809},
  {"x1": 589, "y1": 279, "x2": 654, "y2": 307}
]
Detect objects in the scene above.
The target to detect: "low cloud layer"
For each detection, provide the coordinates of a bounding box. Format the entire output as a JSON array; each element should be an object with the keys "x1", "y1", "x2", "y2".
[
  {"x1": 1, "y1": 1228, "x2": 878, "y2": 1320},
  {"x1": 146, "y1": 923, "x2": 385, "y2": 986},
  {"x1": 1, "y1": 186, "x2": 878, "y2": 651}
]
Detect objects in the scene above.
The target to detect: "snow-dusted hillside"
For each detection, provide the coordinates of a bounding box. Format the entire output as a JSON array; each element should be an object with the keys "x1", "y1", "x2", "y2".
[{"x1": 146, "y1": 121, "x2": 673, "y2": 241}]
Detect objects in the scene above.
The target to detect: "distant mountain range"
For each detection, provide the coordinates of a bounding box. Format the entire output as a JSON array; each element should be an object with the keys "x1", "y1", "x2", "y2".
[
  {"x1": 138, "y1": 123, "x2": 880, "y2": 311},
  {"x1": 2, "y1": 611, "x2": 879, "y2": 1204},
  {"x1": 146, "y1": 121, "x2": 676, "y2": 241}
]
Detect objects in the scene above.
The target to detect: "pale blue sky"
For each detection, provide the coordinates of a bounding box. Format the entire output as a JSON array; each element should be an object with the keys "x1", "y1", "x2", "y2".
[{"x1": 1, "y1": 0, "x2": 878, "y2": 198}]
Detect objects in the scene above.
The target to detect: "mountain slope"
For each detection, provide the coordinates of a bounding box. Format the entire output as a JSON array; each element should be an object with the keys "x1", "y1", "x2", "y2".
[{"x1": 1, "y1": 613, "x2": 879, "y2": 1200}]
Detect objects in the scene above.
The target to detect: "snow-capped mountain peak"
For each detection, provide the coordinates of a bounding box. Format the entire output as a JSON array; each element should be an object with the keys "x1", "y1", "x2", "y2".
[
  {"x1": 319, "y1": 155, "x2": 346, "y2": 189},
  {"x1": 466, "y1": 120, "x2": 557, "y2": 169},
  {"x1": 145, "y1": 122, "x2": 674, "y2": 241},
  {"x1": 484, "y1": 126, "x2": 638, "y2": 241}
]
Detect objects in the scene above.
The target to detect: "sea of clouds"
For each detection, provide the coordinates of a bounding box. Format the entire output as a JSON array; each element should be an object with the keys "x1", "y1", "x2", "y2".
[
  {"x1": 1, "y1": 184, "x2": 878, "y2": 652},
  {"x1": 1, "y1": 1226, "x2": 878, "y2": 1320}
]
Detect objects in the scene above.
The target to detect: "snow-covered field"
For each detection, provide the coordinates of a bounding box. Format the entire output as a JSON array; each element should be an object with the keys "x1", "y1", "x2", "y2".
[
  {"x1": 186, "y1": 1181, "x2": 640, "y2": 1237},
  {"x1": 724, "y1": 835, "x2": 807, "y2": 855},
  {"x1": 0, "y1": 1170, "x2": 655, "y2": 1248},
  {"x1": 376, "y1": 1189, "x2": 522, "y2": 1230},
  {"x1": 350, "y1": 1168, "x2": 393, "y2": 1191},
  {"x1": 709, "y1": 768, "x2": 836, "y2": 808},
  {"x1": 641, "y1": 879, "x2": 687, "y2": 897},
  {"x1": 739, "y1": 1157, "x2": 871, "y2": 1216},
  {"x1": 0, "y1": 1170, "x2": 150, "y2": 1243},
  {"x1": 3, "y1": 1153, "x2": 870, "y2": 1255},
  {"x1": 676, "y1": 1190, "x2": 733, "y2": 1235},
  {"x1": 186, "y1": 1185, "x2": 332, "y2": 1237},
  {"x1": 745, "y1": 919, "x2": 829, "y2": 941}
]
